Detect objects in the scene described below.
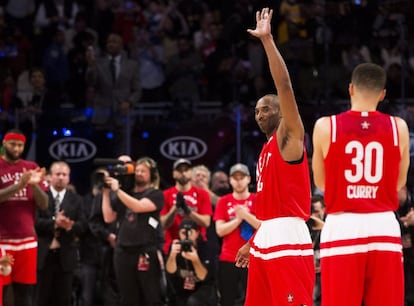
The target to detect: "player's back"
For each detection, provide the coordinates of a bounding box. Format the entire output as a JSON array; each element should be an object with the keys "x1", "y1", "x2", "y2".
[{"x1": 324, "y1": 110, "x2": 400, "y2": 214}]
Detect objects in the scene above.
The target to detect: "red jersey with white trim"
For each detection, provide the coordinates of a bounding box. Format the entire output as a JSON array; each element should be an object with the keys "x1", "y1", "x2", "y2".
[
  {"x1": 213, "y1": 193, "x2": 256, "y2": 262},
  {"x1": 0, "y1": 158, "x2": 48, "y2": 239},
  {"x1": 255, "y1": 133, "x2": 311, "y2": 221},
  {"x1": 161, "y1": 186, "x2": 212, "y2": 254},
  {"x1": 324, "y1": 110, "x2": 400, "y2": 213}
]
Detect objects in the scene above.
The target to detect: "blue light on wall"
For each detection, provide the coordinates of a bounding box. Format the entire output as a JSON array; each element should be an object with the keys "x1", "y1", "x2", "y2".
[
  {"x1": 84, "y1": 107, "x2": 93, "y2": 118},
  {"x1": 62, "y1": 128, "x2": 72, "y2": 137},
  {"x1": 106, "y1": 132, "x2": 114, "y2": 139}
]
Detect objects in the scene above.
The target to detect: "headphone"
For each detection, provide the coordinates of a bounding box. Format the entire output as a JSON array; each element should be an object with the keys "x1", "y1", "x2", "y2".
[{"x1": 136, "y1": 157, "x2": 159, "y2": 184}]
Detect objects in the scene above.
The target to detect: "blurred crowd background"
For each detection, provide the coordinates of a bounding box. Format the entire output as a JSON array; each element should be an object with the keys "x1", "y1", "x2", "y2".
[{"x1": 0, "y1": 0, "x2": 414, "y2": 191}]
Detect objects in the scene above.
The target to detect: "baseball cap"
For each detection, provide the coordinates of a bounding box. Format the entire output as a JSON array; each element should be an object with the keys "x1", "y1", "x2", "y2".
[
  {"x1": 179, "y1": 219, "x2": 198, "y2": 230},
  {"x1": 229, "y1": 163, "x2": 250, "y2": 176},
  {"x1": 173, "y1": 158, "x2": 192, "y2": 170}
]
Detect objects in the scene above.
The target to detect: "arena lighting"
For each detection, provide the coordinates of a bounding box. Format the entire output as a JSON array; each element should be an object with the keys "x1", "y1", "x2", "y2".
[
  {"x1": 252, "y1": 130, "x2": 260, "y2": 137},
  {"x1": 52, "y1": 130, "x2": 58, "y2": 136},
  {"x1": 106, "y1": 132, "x2": 114, "y2": 139},
  {"x1": 84, "y1": 107, "x2": 93, "y2": 118},
  {"x1": 142, "y1": 131, "x2": 149, "y2": 139},
  {"x1": 62, "y1": 128, "x2": 72, "y2": 137}
]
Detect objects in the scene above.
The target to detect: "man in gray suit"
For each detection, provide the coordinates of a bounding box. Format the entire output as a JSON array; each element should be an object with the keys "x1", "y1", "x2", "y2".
[{"x1": 85, "y1": 33, "x2": 141, "y2": 154}]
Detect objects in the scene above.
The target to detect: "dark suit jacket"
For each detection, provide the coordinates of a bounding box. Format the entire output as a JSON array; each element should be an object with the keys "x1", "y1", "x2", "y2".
[
  {"x1": 85, "y1": 53, "x2": 141, "y2": 125},
  {"x1": 35, "y1": 189, "x2": 87, "y2": 272}
]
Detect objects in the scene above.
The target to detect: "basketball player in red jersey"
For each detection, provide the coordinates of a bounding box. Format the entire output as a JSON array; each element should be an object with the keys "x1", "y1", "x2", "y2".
[
  {"x1": 312, "y1": 63, "x2": 410, "y2": 306},
  {"x1": 0, "y1": 129, "x2": 48, "y2": 306},
  {"x1": 235, "y1": 8, "x2": 314, "y2": 306}
]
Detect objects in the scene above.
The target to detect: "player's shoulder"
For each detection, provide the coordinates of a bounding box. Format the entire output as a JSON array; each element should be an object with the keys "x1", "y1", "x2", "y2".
[
  {"x1": 314, "y1": 115, "x2": 331, "y2": 127},
  {"x1": 393, "y1": 115, "x2": 408, "y2": 125},
  {"x1": 393, "y1": 115, "x2": 409, "y2": 135}
]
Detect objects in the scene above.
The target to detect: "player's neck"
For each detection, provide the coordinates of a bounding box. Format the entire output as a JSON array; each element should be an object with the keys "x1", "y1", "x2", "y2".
[{"x1": 1, "y1": 155, "x2": 19, "y2": 164}]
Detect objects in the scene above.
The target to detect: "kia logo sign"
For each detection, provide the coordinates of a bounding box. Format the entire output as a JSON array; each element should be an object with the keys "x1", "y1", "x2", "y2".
[
  {"x1": 49, "y1": 137, "x2": 97, "y2": 163},
  {"x1": 160, "y1": 136, "x2": 207, "y2": 160}
]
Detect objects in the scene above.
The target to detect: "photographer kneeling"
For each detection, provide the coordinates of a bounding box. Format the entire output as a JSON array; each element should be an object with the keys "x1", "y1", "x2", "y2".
[{"x1": 166, "y1": 219, "x2": 216, "y2": 306}]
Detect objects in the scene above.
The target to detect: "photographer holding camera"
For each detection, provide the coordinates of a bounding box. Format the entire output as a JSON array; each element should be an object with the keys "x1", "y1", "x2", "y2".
[
  {"x1": 101, "y1": 157, "x2": 165, "y2": 306},
  {"x1": 166, "y1": 219, "x2": 216, "y2": 306}
]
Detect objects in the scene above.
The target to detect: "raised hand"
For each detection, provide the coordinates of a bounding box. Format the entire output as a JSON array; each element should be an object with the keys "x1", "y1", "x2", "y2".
[{"x1": 247, "y1": 7, "x2": 273, "y2": 39}]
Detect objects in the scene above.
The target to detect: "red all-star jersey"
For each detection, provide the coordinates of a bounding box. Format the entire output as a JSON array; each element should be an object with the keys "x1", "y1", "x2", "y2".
[{"x1": 324, "y1": 110, "x2": 401, "y2": 214}]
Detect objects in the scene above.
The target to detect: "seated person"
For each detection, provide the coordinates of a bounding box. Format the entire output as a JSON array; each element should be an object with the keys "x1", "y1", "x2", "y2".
[{"x1": 165, "y1": 219, "x2": 216, "y2": 306}]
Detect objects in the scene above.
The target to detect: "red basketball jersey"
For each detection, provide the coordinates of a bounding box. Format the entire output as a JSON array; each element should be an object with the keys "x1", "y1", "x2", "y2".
[
  {"x1": 324, "y1": 110, "x2": 400, "y2": 213},
  {"x1": 0, "y1": 159, "x2": 47, "y2": 239},
  {"x1": 255, "y1": 134, "x2": 311, "y2": 221}
]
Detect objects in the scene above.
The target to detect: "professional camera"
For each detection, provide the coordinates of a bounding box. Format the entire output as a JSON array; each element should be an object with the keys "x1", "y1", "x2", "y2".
[
  {"x1": 180, "y1": 239, "x2": 193, "y2": 252},
  {"x1": 92, "y1": 158, "x2": 135, "y2": 191},
  {"x1": 179, "y1": 223, "x2": 194, "y2": 252}
]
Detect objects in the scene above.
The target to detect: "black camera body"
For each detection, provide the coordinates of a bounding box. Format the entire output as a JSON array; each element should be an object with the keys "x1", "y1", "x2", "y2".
[
  {"x1": 93, "y1": 172, "x2": 110, "y2": 189},
  {"x1": 180, "y1": 239, "x2": 193, "y2": 252},
  {"x1": 92, "y1": 159, "x2": 135, "y2": 191},
  {"x1": 180, "y1": 223, "x2": 194, "y2": 252}
]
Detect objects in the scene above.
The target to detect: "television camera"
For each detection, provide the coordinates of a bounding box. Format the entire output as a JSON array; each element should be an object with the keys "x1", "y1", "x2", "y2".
[{"x1": 92, "y1": 158, "x2": 135, "y2": 191}]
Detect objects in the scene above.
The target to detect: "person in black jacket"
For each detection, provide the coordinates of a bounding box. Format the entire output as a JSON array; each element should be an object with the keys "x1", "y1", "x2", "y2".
[
  {"x1": 88, "y1": 166, "x2": 124, "y2": 306},
  {"x1": 35, "y1": 161, "x2": 87, "y2": 306},
  {"x1": 76, "y1": 167, "x2": 118, "y2": 306},
  {"x1": 101, "y1": 157, "x2": 164, "y2": 306}
]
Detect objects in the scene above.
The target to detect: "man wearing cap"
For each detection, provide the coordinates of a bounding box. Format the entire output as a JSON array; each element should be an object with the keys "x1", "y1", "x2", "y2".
[
  {"x1": 214, "y1": 163, "x2": 260, "y2": 306},
  {"x1": 0, "y1": 129, "x2": 48, "y2": 306},
  {"x1": 161, "y1": 159, "x2": 213, "y2": 255},
  {"x1": 165, "y1": 219, "x2": 216, "y2": 305}
]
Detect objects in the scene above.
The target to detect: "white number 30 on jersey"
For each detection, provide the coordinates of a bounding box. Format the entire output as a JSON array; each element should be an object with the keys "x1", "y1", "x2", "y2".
[{"x1": 344, "y1": 140, "x2": 383, "y2": 184}]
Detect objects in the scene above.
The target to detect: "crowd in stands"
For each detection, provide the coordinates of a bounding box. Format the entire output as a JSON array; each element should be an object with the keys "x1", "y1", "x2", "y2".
[
  {"x1": 1, "y1": 1, "x2": 414, "y2": 306},
  {"x1": 0, "y1": 0, "x2": 414, "y2": 136}
]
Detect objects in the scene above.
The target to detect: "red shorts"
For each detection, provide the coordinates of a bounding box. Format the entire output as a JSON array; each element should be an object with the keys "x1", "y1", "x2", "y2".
[
  {"x1": 246, "y1": 217, "x2": 314, "y2": 306},
  {"x1": 0, "y1": 238, "x2": 37, "y2": 285},
  {"x1": 320, "y1": 212, "x2": 404, "y2": 306}
]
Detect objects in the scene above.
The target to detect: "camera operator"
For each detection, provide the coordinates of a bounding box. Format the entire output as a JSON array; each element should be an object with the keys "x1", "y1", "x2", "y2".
[
  {"x1": 101, "y1": 157, "x2": 165, "y2": 306},
  {"x1": 166, "y1": 219, "x2": 216, "y2": 306}
]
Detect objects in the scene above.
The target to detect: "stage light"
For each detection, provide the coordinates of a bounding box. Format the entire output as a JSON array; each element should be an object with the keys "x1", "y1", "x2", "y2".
[
  {"x1": 52, "y1": 130, "x2": 58, "y2": 136},
  {"x1": 142, "y1": 131, "x2": 149, "y2": 139},
  {"x1": 62, "y1": 128, "x2": 72, "y2": 137},
  {"x1": 84, "y1": 107, "x2": 93, "y2": 118}
]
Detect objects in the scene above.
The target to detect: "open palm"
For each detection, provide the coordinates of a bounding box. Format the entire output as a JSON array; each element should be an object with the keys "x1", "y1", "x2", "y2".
[{"x1": 247, "y1": 8, "x2": 273, "y2": 39}]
